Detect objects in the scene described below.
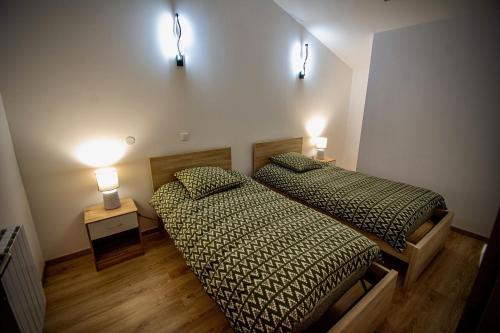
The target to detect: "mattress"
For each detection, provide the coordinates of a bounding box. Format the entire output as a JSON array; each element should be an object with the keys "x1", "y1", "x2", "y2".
[
  {"x1": 254, "y1": 164, "x2": 446, "y2": 252},
  {"x1": 150, "y1": 172, "x2": 379, "y2": 333}
]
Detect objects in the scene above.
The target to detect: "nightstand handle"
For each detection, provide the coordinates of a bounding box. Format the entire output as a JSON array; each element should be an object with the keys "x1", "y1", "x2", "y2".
[{"x1": 106, "y1": 223, "x2": 123, "y2": 230}]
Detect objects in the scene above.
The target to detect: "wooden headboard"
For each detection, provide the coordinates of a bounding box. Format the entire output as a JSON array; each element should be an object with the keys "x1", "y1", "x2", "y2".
[
  {"x1": 149, "y1": 147, "x2": 232, "y2": 191},
  {"x1": 253, "y1": 138, "x2": 303, "y2": 174}
]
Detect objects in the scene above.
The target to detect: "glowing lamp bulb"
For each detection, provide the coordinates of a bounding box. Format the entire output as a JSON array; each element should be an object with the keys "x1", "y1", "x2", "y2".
[
  {"x1": 95, "y1": 167, "x2": 119, "y2": 192},
  {"x1": 315, "y1": 137, "x2": 328, "y2": 150},
  {"x1": 95, "y1": 167, "x2": 121, "y2": 210}
]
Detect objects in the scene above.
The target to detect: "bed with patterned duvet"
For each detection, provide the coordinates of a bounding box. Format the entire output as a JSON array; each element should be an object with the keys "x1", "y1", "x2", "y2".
[
  {"x1": 254, "y1": 153, "x2": 447, "y2": 252},
  {"x1": 150, "y1": 169, "x2": 380, "y2": 333}
]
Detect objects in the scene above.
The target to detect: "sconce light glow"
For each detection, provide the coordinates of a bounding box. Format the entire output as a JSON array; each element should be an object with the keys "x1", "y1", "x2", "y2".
[
  {"x1": 158, "y1": 13, "x2": 175, "y2": 58},
  {"x1": 291, "y1": 41, "x2": 303, "y2": 75},
  {"x1": 291, "y1": 41, "x2": 312, "y2": 78},
  {"x1": 157, "y1": 12, "x2": 193, "y2": 61},
  {"x1": 75, "y1": 139, "x2": 126, "y2": 167},
  {"x1": 306, "y1": 117, "x2": 326, "y2": 137},
  {"x1": 299, "y1": 43, "x2": 309, "y2": 79}
]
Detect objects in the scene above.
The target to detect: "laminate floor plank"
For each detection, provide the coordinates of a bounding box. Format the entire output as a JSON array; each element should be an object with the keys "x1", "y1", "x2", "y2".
[{"x1": 43, "y1": 231, "x2": 483, "y2": 333}]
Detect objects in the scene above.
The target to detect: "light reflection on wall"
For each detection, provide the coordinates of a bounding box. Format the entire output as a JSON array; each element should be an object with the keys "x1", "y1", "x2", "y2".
[
  {"x1": 291, "y1": 41, "x2": 302, "y2": 75},
  {"x1": 306, "y1": 116, "x2": 326, "y2": 137},
  {"x1": 75, "y1": 139, "x2": 126, "y2": 167}
]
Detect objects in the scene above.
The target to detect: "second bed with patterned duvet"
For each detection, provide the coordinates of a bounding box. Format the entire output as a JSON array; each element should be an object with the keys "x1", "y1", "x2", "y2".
[{"x1": 254, "y1": 161, "x2": 446, "y2": 252}]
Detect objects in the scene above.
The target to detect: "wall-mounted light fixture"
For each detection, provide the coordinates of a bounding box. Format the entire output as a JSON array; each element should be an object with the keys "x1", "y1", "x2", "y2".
[
  {"x1": 299, "y1": 43, "x2": 309, "y2": 79},
  {"x1": 174, "y1": 13, "x2": 184, "y2": 66}
]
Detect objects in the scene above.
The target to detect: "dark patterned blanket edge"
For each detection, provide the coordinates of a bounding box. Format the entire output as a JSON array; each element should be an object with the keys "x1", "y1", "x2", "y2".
[{"x1": 254, "y1": 164, "x2": 446, "y2": 252}]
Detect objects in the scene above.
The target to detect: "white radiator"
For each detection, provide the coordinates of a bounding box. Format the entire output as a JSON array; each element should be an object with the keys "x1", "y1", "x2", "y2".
[{"x1": 0, "y1": 225, "x2": 46, "y2": 333}]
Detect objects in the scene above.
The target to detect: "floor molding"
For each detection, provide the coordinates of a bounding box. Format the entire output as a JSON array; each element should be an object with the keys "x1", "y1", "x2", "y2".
[
  {"x1": 45, "y1": 248, "x2": 92, "y2": 266},
  {"x1": 45, "y1": 228, "x2": 163, "y2": 267},
  {"x1": 44, "y1": 227, "x2": 487, "y2": 269},
  {"x1": 451, "y1": 226, "x2": 489, "y2": 242}
]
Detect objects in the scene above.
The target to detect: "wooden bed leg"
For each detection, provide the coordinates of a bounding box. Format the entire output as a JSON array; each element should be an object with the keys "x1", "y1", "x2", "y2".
[
  {"x1": 403, "y1": 211, "x2": 454, "y2": 289},
  {"x1": 328, "y1": 263, "x2": 398, "y2": 333}
]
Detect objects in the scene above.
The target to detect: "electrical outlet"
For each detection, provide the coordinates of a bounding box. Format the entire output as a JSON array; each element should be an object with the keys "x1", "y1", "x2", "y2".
[{"x1": 179, "y1": 132, "x2": 190, "y2": 142}]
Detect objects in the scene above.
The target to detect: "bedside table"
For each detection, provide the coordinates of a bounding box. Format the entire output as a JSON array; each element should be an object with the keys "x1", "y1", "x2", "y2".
[
  {"x1": 316, "y1": 156, "x2": 336, "y2": 165},
  {"x1": 84, "y1": 198, "x2": 144, "y2": 271}
]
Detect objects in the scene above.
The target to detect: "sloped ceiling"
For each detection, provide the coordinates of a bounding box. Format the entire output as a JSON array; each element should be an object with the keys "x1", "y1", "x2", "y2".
[{"x1": 275, "y1": 0, "x2": 495, "y2": 69}]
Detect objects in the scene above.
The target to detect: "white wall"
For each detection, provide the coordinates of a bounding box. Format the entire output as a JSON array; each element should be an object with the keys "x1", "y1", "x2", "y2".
[
  {"x1": 0, "y1": 0, "x2": 353, "y2": 259},
  {"x1": 358, "y1": 13, "x2": 500, "y2": 238},
  {"x1": 0, "y1": 93, "x2": 44, "y2": 277},
  {"x1": 340, "y1": 62, "x2": 371, "y2": 170}
]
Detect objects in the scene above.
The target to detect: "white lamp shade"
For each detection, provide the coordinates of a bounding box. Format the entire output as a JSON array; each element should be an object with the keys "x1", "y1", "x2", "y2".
[
  {"x1": 95, "y1": 167, "x2": 119, "y2": 192},
  {"x1": 315, "y1": 137, "x2": 328, "y2": 149}
]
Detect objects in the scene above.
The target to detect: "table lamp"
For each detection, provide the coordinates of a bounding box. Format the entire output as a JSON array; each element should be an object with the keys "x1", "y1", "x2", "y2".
[
  {"x1": 315, "y1": 137, "x2": 328, "y2": 160},
  {"x1": 95, "y1": 167, "x2": 121, "y2": 210}
]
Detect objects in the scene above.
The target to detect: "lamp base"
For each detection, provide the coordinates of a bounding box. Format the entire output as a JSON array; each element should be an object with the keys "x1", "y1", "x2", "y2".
[
  {"x1": 316, "y1": 150, "x2": 325, "y2": 160},
  {"x1": 102, "y1": 190, "x2": 121, "y2": 210}
]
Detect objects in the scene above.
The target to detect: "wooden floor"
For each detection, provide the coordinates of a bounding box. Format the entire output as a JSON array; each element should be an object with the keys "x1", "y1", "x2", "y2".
[{"x1": 43, "y1": 231, "x2": 484, "y2": 333}]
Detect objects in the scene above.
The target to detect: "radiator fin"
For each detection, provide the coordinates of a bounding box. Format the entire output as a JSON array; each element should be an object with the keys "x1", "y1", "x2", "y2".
[{"x1": 1, "y1": 226, "x2": 46, "y2": 333}]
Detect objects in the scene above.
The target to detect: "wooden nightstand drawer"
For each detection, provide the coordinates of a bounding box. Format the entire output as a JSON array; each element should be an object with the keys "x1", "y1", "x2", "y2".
[
  {"x1": 84, "y1": 198, "x2": 144, "y2": 270},
  {"x1": 88, "y1": 212, "x2": 138, "y2": 240}
]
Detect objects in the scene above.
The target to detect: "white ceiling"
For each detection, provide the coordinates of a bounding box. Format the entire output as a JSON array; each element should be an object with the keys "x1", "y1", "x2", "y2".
[{"x1": 275, "y1": 0, "x2": 495, "y2": 69}]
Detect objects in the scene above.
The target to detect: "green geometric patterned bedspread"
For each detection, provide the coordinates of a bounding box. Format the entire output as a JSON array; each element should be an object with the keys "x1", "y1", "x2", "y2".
[
  {"x1": 151, "y1": 177, "x2": 379, "y2": 333},
  {"x1": 254, "y1": 164, "x2": 446, "y2": 252}
]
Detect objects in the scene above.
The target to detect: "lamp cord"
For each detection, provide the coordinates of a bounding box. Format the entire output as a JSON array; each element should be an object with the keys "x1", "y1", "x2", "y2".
[{"x1": 174, "y1": 13, "x2": 183, "y2": 57}]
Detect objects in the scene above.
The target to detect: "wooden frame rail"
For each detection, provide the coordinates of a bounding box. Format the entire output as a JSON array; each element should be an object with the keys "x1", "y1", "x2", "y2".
[
  {"x1": 328, "y1": 263, "x2": 397, "y2": 333},
  {"x1": 340, "y1": 209, "x2": 453, "y2": 288},
  {"x1": 253, "y1": 137, "x2": 453, "y2": 289}
]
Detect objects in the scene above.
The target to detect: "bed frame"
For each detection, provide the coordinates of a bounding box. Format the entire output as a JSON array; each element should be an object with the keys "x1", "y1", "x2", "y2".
[
  {"x1": 253, "y1": 137, "x2": 453, "y2": 289},
  {"x1": 149, "y1": 147, "x2": 397, "y2": 333}
]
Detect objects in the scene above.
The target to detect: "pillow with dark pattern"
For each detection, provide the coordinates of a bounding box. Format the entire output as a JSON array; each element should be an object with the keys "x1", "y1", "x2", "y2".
[
  {"x1": 226, "y1": 169, "x2": 251, "y2": 183},
  {"x1": 149, "y1": 181, "x2": 191, "y2": 220},
  {"x1": 270, "y1": 152, "x2": 324, "y2": 172},
  {"x1": 175, "y1": 166, "x2": 244, "y2": 199}
]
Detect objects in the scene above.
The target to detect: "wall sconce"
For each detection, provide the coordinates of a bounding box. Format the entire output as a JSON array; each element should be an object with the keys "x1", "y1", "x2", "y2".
[
  {"x1": 299, "y1": 43, "x2": 309, "y2": 79},
  {"x1": 174, "y1": 13, "x2": 184, "y2": 66}
]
